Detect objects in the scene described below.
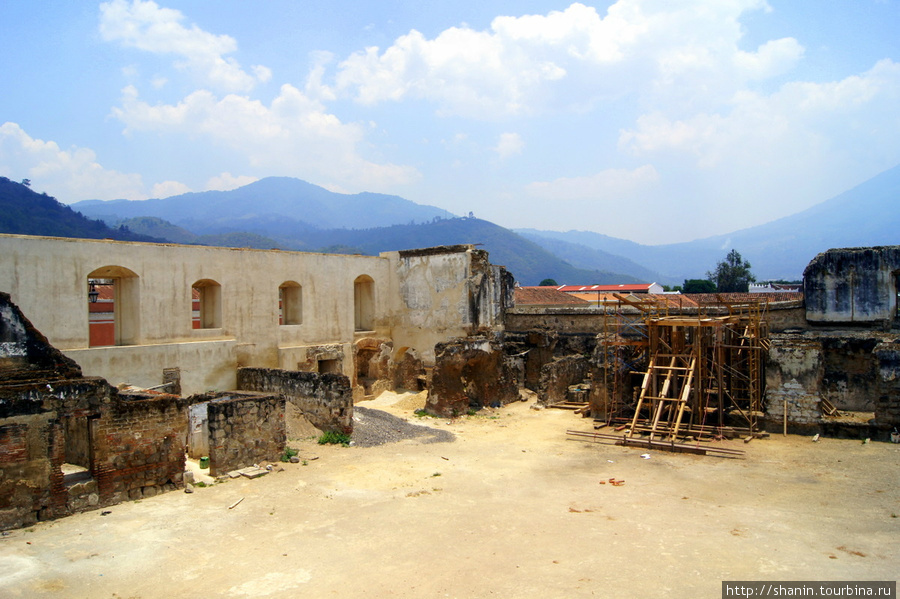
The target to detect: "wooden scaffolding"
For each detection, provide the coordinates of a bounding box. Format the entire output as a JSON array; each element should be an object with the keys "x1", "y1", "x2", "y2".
[{"x1": 597, "y1": 294, "x2": 769, "y2": 442}]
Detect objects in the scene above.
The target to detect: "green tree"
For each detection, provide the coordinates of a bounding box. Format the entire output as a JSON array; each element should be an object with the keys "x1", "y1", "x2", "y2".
[
  {"x1": 539, "y1": 278, "x2": 558, "y2": 286},
  {"x1": 706, "y1": 249, "x2": 756, "y2": 292},
  {"x1": 681, "y1": 279, "x2": 716, "y2": 293}
]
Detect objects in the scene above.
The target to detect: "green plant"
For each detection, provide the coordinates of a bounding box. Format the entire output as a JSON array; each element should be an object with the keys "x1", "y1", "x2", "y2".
[
  {"x1": 302, "y1": 460, "x2": 308, "y2": 466},
  {"x1": 195, "y1": 481, "x2": 207, "y2": 488},
  {"x1": 414, "y1": 408, "x2": 438, "y2": 418},
  {"x1": 280, "y1": 446, "x2": 299, "y2": 462},
  {"x1": 466, "y1": 408, "x2": 477, "y2": 416},
  {"x1": 318, "y1": 430, "x2": 352, "y2": 446}
]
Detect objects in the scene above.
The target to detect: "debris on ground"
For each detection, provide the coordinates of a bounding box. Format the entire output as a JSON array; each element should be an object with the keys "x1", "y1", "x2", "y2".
[{"x1": 350, "y1": 406, "x2": 456, "y2": 447}]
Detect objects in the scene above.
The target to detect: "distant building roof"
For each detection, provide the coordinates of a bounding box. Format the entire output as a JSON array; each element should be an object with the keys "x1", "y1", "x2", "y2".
[
  {"x1": 515, "y1": 286, "x2": 590, "y2": 306},
  {"x1": 557, "y1": 283, "x2": 661, "y2": 294},
  {"x1": 687, "y1": 292, "x2": 803, "y2": 304}
]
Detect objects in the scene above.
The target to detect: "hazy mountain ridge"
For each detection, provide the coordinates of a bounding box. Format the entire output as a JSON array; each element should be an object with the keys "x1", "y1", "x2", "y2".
[
  {"x1": 521, "y1": 163, "x2": 900, "y2": 281},
  {"x1": 73, "y1": 177, "x2": 455, "y2": 232}
]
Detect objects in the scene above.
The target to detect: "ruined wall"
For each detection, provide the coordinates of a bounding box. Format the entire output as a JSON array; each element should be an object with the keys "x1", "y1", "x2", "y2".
[
  {"x1": 92, "y1": 392, "x2": 188, "y2": 503},
  {"x1": 1, "y1": 292, "x2": 188, "y2": 530},
  {"x1": 805, "y1": 246, "x2": 900, "y2": 326},
  {"x1": 237, "y1": 367, "x2": 352, "y2": 433},
  {"x1": 766, "y1": 333, "x2": 826, "y2": 431},
  {"x1": 537, "y1": 355, "x2": 590, "y2": 406},
  {"x1": 385, "y1": 245, "x2": 513, "y2": 365},
  {"x1": 766, "y1": 331, "x2": 900, "y2": 433},
  {"x1": 1, "y1": 236, "x2": 509, "y2": 396},
  {"x1": 200, "y1": 392, "x2": 285, "y2": 476},
  {"x1": 426, "y1": 336, "x2": 519, "y2": 417}
]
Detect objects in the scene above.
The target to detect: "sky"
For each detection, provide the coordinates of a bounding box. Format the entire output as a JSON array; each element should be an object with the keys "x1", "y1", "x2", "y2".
[{"x1": 1, "y1": 0, "x2": 898, "y2": 244}]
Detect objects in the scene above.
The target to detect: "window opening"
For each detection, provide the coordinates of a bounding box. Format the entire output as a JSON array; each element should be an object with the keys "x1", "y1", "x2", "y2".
[
  {"x1": 192, "y1": 280, "x2": 222, "y2": 329},
  {"x1": 354, "y1": 275, "x2": 374, "y2": 331},
  {"x1": 279, "y1": 282, "x2": 302, "y2": 325}
]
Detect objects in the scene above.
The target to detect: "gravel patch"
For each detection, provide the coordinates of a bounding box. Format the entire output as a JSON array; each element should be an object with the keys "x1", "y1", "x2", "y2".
[{"x1": 351, "y1": 406, "x2": 455, "y2": 447}]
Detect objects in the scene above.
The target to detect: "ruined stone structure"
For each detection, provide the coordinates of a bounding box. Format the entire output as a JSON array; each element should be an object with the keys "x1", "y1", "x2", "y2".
[
  {"x1": 805, "y1": 246, "x2": 900, "y2": 327},
  {"x1": 237, "y1": 367, "x2": 352, "y2": 434},
  {"x1": 0, "y1": 236, "x2": 510, "y2": 397},
  {"x1": 0, "y1": 236, "x2": 512, "y2": 529},
  {"x1": 764, "y1": 246, "x2": 900, "y2": 433},
  {"x1": 1, "y1": 293, "x2": 187, "y2": 529}
]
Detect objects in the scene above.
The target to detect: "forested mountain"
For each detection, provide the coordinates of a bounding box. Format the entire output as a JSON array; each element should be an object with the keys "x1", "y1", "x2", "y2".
[
  {"x1": 73, "y1": 176, "x2": 455, "y2": 233},
  {"x1": 0, "y1": 177, "x2": 161, "y2": 243}
]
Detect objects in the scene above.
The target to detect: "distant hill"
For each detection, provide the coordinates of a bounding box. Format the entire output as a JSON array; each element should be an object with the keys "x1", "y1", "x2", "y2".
[
  {"x1": 275, "y1": 217, "x2": 643, "y2": 286},
  {"x1": 514, "y1": 232, "x2": 672, "y2": 285},
  {"x1": 72, "y1": 176, "x2": 456, "y2": 234},
  {"x1": 522, "y1": 163, "x2": 900, "y2": 281},
  {"x1": 120, "y1": 216, "x2": 285, "y2": 249},
  {"x1": 0, "y1": 177, "x2": 161, "y2": 243}
]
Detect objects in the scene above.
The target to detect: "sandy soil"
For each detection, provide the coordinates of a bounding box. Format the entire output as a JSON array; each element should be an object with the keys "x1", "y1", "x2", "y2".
[{"x1": 1, "y1": 392, "x2": 897, "y2": 598}]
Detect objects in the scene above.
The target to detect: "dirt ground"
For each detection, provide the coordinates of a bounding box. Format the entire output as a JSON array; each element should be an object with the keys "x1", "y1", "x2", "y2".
[{"x1": 1, "y1": 392, "x2": 898, "y2": 598}]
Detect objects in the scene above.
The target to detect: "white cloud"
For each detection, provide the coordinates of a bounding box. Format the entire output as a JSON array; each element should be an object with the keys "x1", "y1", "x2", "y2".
[
  {"x1": 150, "y1": 180, "x2": 191, "y2": 198},
  {"x1": 494, "y1": 132, "x2": 524, "y2": 159},
  {"x1": 330, "y1": 0, "x2": 792, "y2": 118},
  {"x1": 111, "y1": 84, "x2": 420, "y2": 190},
  {"x1": 0, "y1": 122, "x2": 146, "y2": 201},
  {"x1": 150, "y1": 181, "x2": 193, "y2": 198},
  {"x1": 99, "y1": 0, "x2": 269, "y2": 92},
  {"x1": 619, "y1": 58, "x2": 900, "y2": 168},
  {"x1": 525, "y1": 165, "x2": 660, "y2": 200},
  {"x1": 205, "y1": 172, "x2": 258, "y2": 192}
]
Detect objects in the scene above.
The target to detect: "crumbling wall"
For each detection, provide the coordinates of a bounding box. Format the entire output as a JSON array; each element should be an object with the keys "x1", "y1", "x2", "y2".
[
  {"x1": 766, "y1": 333, "x2": 826, "y2": 431},
  {"x1": 93, "y1": 392, "x2": 188, "y2": 503},
  {"x1": 804, "y1": 246, "x2": 900, "y2": 326},
  {"x1": 426, "y1": 336, "x2": 518, "y2": 417},
  {"x1": 874, "y1": 341, "x2": 900, "y2": 428},
  {"x1": 766, "y1": 331, "x2": 900, "y2": 433},
  {"x1": 537, "y1": 355, "x2": 590, "y2": 406},
  {"x1": 237, "y1": 367, "x2": 352, "y2": 433},
  {"x1": 1, "y1": 292, "x2": 189, "y2": 530},
  {"x1": 198, "y1": 392, "x2": 285, "y2": 476}
]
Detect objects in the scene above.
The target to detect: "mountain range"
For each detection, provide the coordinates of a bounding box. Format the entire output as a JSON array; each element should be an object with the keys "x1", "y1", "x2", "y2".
[
  {"x1": 7, "y1": 163, "x2": 900, "y2": 286},
  {"x1": 520, "y1": 163, "x2": 900, "y2": 283}
]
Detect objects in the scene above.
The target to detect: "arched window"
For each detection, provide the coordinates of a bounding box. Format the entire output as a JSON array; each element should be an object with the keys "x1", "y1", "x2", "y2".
[
  {"x1": 354, "y1": 275, "x2": 374, "y2": 331},
  {"x1": 87, "y1": 266, "x2": 139, "y2": 347},
  {"x1": 279, "y1": 281, "x2": 302, "y2": 325},
  {"x1": 192, "y1": 279, "x2": 222, "y2": 329}
]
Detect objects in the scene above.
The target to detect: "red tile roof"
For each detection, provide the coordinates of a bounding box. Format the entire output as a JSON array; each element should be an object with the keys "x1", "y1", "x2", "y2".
[
  {"x1": 557, "y1": 284, "x2": 654, "y2": 293},
  {"x1": 515, "y1": 286, "x2": 590, "y2": 305}
]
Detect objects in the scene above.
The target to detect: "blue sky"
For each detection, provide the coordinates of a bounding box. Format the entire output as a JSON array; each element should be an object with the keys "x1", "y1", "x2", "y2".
[{"x1": 1, "y1": 0, "x2": 898, "y2": 244}]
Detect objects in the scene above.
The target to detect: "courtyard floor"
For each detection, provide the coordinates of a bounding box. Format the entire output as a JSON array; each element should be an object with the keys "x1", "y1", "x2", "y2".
[{"x1": 1, "y1": 393, "x2": 897, "y2": 598}]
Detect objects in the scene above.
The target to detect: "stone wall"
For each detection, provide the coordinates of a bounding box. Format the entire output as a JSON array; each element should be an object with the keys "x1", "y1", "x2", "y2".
[
  {"x1": 804, "y1": 246, "x2": 900, "y2": 326},
  {"x1": 197, "y1": 392, "x2": 285, "y2": 476},
  {"x1": 766, "y1": 330, "x2": 900, "y2": 433},
  {"x1": 537, "y1": 355, "x2": 590, "y2": 406},
  {"x1": 426, "y1": 335, "x2": 519, "y2": 417},
  {"x1": 237, "y1": 367, "x2": 352, "y2": 434}
]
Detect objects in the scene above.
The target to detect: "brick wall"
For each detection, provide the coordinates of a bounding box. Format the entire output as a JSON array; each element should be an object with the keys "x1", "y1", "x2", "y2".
[{"x1": 92, "y1": 392, "x2": 188, "y2": 504}]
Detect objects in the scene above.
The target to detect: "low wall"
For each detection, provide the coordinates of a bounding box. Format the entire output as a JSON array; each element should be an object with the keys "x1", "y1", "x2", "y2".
[
  {"x1": 199, "y1": 392, "x2": 285, "y2": 476},
  {"x1": 237, "y1": 368, "x2": 353, "y2": 434}
]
